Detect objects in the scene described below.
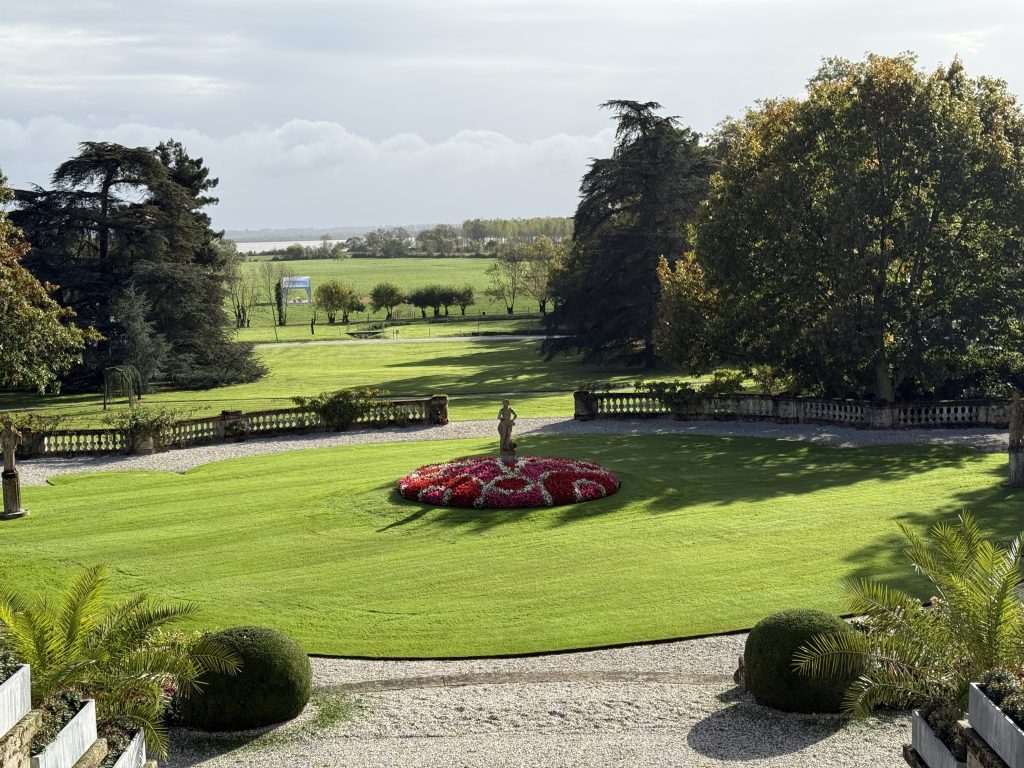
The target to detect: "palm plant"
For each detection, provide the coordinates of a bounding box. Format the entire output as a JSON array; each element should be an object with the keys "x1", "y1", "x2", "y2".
[
  {"x1": 0, "y1": 565, "x2": 239, "y2": 759},
  {"x1": 794, "y1": 512, "x2": 1024, "y2": 716}
]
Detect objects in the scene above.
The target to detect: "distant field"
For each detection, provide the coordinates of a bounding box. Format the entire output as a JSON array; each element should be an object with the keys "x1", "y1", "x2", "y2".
[
  {"x1": 0, "y1": 339, "x2": 690, "y2": 427},
  {"x1": 236, "y1": 257, "x2": 525, "y2": 342}
]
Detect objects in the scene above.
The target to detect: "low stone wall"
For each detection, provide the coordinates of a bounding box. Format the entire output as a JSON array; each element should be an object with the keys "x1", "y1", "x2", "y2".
[
  {"x1": 19, "y1": 395, "x2": 450, "y2": 459},
  {"x1": 574, "y1": 391, "x2": 1010, "y2": 430},
  {"x1": 0, "y1": 710, "x2": 41, "y2": 768}
]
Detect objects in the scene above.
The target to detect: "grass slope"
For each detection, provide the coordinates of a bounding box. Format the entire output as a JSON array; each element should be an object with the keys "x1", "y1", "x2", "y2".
[
  {"x1": 12, "y1": 435, "x2": 1018, "y2": 657},
  {"x1": 0, "y1": 340, "x2": 681, "y2": 426}
]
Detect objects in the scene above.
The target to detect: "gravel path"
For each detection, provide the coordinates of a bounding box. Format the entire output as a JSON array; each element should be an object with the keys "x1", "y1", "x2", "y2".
[
  {"x1": 166, "y1": 633, "x2": 908, "y2": 768},
  {"x1": 20, "y1": 417, "x2": 1007, "y2": 487}
]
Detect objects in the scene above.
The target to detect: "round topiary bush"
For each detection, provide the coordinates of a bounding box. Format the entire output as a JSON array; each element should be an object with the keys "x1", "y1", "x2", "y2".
[
  {"x1": 743, "y1": 609, "x2": 861, "y2": 713},
  {"x1": 179, "y1": 626, "x2": 312, "y2": 731}
]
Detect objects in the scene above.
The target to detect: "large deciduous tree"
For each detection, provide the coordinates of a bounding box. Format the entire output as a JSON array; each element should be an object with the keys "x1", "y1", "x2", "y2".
[
  {"x1": 689, "y1": 55, "x2": 1024, "y2": 400},
  {"x1": 13, "y1": 141, "x2": 264, "y2": 389},
  {"x1": 0, "y1": 171, "x2": 94, "y2": 392},
  {"x1": 543, "y1": 100, "x2": 716, "y2": 365}
]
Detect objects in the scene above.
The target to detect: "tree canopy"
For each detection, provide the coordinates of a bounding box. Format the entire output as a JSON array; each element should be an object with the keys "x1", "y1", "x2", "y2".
[
  {"x1": 0, "y1": 171, "x2": 94, "y2": 392},
  {"x1": 13, "y1": 141, "x2": 264, "y2": 390},
  {"x1": 544, "y1": 100, "x2": 716, "y2": 365},
  {"x1": 678, "y1": 54, "x2": 1024, "y2": 399}
]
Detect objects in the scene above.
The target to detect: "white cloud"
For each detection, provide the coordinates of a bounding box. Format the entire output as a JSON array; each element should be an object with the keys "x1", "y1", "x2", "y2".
[
  {"x1": 0, "y1": 117, "x2": 614, "y2": 228},
  {"x1": 930, "y1": 28, "x2": 1000, "y2": 56}
]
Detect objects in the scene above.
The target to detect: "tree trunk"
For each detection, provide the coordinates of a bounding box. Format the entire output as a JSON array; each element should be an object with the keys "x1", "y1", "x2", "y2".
[
  {"x1": 506, "y1": 305, "x2": 514, "y2": 315},
  {"x1": 873, "y1": 356, "x2": 894, "y2": 402}
]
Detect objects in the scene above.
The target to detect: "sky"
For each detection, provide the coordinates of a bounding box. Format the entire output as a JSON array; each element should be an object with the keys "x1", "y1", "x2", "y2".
[{"x1": 2, "y1": 0, "x2": 1022, "y2": 231}]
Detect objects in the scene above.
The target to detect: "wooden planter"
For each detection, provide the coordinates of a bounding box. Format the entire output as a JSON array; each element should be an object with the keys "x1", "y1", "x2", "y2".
[
  {"x1": 111, "y1": 729, "x2": 145, "y2": 768},
  {"x1": 0, "y1": 665, "x2": 31, "y2": 739},
  {"x1": 969, "y1": 683, "x2": 1024, "y2": 767},
  {"x1": 912, "y1": 710, "x2": 966, "y2": 768},
  {"x1": 31, "y1": 699, "x2": 97, "y2": 768}
]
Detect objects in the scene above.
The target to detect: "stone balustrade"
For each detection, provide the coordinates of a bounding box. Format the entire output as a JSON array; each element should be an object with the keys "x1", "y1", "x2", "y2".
[
  {"x1": 575, "y1": 391, "x2": 1010, "y2": 430},
  {"x1": 17, "y1": 395, "x2": 449, "y2": 459}
]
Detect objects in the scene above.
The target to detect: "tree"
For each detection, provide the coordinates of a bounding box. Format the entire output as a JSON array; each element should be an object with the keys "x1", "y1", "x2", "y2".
[
  {"x1": 342, "y1": 294, "x2": 364, "y2": 324},
  {"x1": 369, "y1": 282, "x2": 405, "y2": 320},
  {"x1": 407, "y1": 287, "x2": 432, "y2": 319},
  {"x1": 223, "y1": 242, "x2": 260, "y2": 328},
  {"x1": 0, "y1": 564, "x2": 240, "y2": 759},
  {"x1": 543, "y1": 101, "x2": 716, "y2": 365},
  {"x1": 108, "y1": 286, "x2": 168, "y2": 391},
  {"x1": 695, "y1": 55, "x2": 1024, "y2": 400},
  {"x1": 654, "y1": 254, "x2": 723, "y2": 374},
  {"x1": 364, "y1": 227, "x2": 409, "y2": 258},
  {"x1": 0, "y1": 171, "x2": 94, "y2": 392},
  {"x1": 486, "y1": 246, "x2": 529, "y2": 314},
  {"x1": 795, "y1": 514, "x2": 1024, "y2": 724},
  {"x1": 258, "y1": 260, "x2": 292, "y2": 327},
  {"x1": 13, "y1": 141, "x2": 264, "y2": 389},
  {"x1": 315, "y1": 279, "x2": 358, "y2": 323},
  {"x1": 455, "y1": 285, "x2": 476, "y2": 316},
  {"x1": 522, "y1": 236, "x2": 566, "y2": 314},
  {"x1": 416, "y1": 224, "x2": 458, "y2": 255}
]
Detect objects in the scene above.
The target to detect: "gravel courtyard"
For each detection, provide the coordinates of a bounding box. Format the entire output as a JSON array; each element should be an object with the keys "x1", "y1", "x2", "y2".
[{"x1": 165, "y1": 633, "x2": 907, "y2": 767}]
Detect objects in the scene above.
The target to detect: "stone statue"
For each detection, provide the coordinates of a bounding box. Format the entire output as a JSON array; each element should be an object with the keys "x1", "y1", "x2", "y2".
[
  {"x1": 497, "y1": 399, "x2": 517, "y2": 455},
  {"x1": 1, "y1": 426, "x2": 28, "y2": 519}
]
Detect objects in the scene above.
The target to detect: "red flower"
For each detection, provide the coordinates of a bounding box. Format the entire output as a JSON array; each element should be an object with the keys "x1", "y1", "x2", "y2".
[{"x1": 397, "y1": 456, "x2": 620, "y2": 509}]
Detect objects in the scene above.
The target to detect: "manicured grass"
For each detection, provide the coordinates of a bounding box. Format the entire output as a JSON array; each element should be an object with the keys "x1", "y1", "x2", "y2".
[
  {"x1": 11, "y1": 435, "x2": 1018, "y2": 657},
  {"x1": 0, "y1": 340, "x2": 680, "y2": 427}
]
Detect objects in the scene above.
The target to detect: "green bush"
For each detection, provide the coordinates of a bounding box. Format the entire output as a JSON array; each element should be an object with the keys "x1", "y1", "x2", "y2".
[
  {"x1": 179, "y1": 626, "x2": 312, "y2": 731},
  {"x1": 743, "y1": 609, "x2": 860, "y2": 713},
  {"x1": 292, "y1": 388, "x2": 386, "y2": 431}
]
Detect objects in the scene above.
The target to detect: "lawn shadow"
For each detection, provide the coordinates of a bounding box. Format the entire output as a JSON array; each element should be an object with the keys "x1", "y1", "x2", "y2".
[
  {"x1": 839, "y1": 461, "x2": 1024, "y2": 594},
  {"x1": 687, "y1": 693, "x2": 845, "y2": 760},
  {"x1": 383, "y1": 435, "x2": 980, "y2": 533}
]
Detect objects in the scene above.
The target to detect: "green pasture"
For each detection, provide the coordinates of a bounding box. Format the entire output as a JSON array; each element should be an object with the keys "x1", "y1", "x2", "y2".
[
  {"x1": 235, "y1": 257, "x2": 527, "y2": 343},
  {"x1": 0, "y1": 339, "x2": 677, "y2": 427},
  {"x1": 11, "y1": 435, "x2": 1017, "y2": 657}
]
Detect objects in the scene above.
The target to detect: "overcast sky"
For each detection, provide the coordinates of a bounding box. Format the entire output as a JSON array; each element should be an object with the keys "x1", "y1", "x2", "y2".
[{"x1": 2, "y1": 0, "x2": 1022, "y2": 230}]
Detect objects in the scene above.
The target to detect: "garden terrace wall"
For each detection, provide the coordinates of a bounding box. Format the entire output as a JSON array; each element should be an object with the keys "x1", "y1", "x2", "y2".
[
  {"x1": 18, "y1": 395, "x2": 448, "y2": 459},
  {"x1": 574, "y1": 391, "x2": 1010, "y2": 430}
]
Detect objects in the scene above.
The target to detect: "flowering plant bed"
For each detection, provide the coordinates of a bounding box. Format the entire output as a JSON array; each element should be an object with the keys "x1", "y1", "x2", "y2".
[{"x1": 397, "y1": 455, "x2": 620, "y2": 509}]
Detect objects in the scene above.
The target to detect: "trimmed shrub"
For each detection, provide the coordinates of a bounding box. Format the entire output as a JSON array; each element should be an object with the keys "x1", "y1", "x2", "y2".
[
  {"x1": 178, "y1": 627, "x2": 312, "y2": 731},
  {"x1": 743, "y1": 609, "x2": 860, "y2": 713}
]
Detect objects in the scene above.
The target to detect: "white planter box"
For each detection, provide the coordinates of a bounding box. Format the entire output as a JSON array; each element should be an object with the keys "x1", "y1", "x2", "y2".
[
  {"x1": 111, "y1": 729, "x2": 146, "y2": 768},
  {"x1": 912, "y1": 710, "x2": 966, "y2": 768},
  {"x1": 31, "y1": 699, "x2": 97, "y2": 768},
  {"x1": 969, "y1": 682, "x2": 1024, "y2": 768},
  {"x1": 0, "y1": 665, "x2": 31, "y2": 739}
]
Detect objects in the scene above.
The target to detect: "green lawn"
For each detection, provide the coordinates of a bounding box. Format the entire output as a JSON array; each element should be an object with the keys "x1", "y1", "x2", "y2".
[
  {"x1": 11, "y1": 434, "x2": 1018, "y2": 657},
  {"x1": 0, "y1": 340, "x2": 681, "y2": 427}
]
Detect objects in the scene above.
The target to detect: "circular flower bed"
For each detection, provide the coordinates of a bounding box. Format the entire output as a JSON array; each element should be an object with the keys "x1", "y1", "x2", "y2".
[{"x1": 397, "y1": 456, "x2": 621, "y2": 509}]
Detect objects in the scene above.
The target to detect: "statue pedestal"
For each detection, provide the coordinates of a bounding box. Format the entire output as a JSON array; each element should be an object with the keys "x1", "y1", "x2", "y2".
[
  {"x1": 1, "y1": 470, "x2": 28, "y2": 519},
  {"x1": 500, "y1": 450, "x2": 518, "y2": 464}
]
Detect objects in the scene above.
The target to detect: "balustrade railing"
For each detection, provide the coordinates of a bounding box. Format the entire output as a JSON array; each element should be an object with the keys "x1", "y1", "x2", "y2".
[
  {"x1": 575, "y1": 391, "x2": 1009, "y2": 430},
  {"x1": 18, "y1": 395, "x2": 448, "y2": 458}
]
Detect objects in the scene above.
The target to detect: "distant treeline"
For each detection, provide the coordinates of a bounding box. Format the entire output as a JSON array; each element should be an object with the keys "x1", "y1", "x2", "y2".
[{"x1": 248, "y1": 217, "x2": 575, "y2": 260}]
